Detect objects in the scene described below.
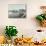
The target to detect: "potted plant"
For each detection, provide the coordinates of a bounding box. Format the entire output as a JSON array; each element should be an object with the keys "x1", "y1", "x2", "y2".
[
  {"x1": 36, "y1": 14, "x2": 46, "y2": 27},
  {"x1": 5, "y1": 26, "x2": 18, "y2": 43},
  {"x1": 36, "y1": 6, "x2": 46, "y2": 27}
]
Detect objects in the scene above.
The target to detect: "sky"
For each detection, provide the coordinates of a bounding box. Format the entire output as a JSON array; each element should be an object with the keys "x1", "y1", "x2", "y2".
[{"x1": 8, "y1": 4, "x2": 26, "y2": 10}]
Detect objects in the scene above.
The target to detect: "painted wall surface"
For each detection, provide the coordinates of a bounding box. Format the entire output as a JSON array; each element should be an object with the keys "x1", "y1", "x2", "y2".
[{"x1": 0, "y1": 0, "x2": 46, "y2": 41}]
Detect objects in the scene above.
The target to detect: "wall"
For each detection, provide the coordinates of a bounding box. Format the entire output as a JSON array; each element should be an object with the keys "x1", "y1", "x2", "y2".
[{"x1": 0, "y1": 0, "x2": 46, "y2": 38}]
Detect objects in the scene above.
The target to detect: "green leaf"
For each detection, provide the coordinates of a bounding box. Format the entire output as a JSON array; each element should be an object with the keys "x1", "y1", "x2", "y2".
[
  {"x1": 36, "y1": 15, "x2": 44, "y2": 21},
  {"x1": 44, "y1": 15, "x2": 46, "y2": 20},
  {"x1": 5, "y1": 26, "x2": 18, "y2": 39}
]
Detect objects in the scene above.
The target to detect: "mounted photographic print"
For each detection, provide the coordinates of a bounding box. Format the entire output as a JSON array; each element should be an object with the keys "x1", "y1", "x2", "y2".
[{"x1": 8, "y1": 4, "x2": 26, "y2": 18}]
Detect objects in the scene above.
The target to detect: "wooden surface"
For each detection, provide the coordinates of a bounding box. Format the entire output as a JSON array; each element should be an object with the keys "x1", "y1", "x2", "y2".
[{"x1": 14, "y1": 43, "x2": 46, "y2": 46}]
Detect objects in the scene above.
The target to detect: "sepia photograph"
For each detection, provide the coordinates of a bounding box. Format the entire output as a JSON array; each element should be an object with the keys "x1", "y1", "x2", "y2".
[{"x1": 8, "y1": 4, "x2": 26, "y2": 18}]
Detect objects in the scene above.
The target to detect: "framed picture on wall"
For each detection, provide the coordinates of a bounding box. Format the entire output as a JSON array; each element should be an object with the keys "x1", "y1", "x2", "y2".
[{"x1": 8, "y1": 4, "x2": 26, "y2": 18}]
